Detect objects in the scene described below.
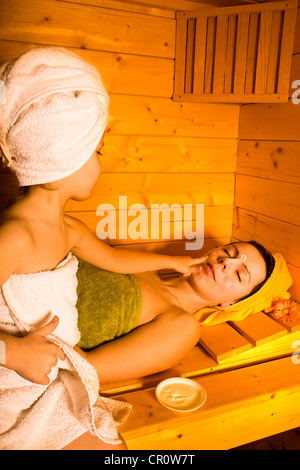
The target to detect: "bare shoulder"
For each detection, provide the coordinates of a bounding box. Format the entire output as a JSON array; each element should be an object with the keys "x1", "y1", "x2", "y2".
[
  {"x1": 0, "y1": 219, "x2": 34, "y2": 284},
  {"x1": 64, "y1": 214, "x2": 92, "y2": 247},
  {"x1": 0, "y1": 218, "x2": 34, "y2": 249}
]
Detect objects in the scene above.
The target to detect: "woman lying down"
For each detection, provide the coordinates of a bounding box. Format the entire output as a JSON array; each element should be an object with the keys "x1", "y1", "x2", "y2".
[
  {"x1": 0, "y1": 47, "x2": 293, "y2": 450},
  {"x1": 75, "y1": 240, "x2": 293, "y2": 385}
]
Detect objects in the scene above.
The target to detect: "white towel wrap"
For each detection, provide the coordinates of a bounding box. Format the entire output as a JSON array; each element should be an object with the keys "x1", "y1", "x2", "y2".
[{"x1": 0, "y1": 46, "x2": 109, "y2": 186}]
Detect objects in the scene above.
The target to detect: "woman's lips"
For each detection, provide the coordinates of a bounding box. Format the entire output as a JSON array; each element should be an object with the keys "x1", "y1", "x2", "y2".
[
  {"x1": 205, "y1": 262, "x2": 215, "y2": 280},
  {"x1": 191, "y1": 262, "x2": 215, "y2": 281}
]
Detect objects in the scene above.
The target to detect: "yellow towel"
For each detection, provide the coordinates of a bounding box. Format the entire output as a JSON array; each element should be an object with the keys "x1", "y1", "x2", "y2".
[{"x1": 194, "y1": 253, "x2": 293, "y2": 326}]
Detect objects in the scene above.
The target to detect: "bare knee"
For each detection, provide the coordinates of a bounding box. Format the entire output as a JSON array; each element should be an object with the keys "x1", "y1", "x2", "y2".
[
  {"x1": 179, "y1": 311, "x2": 201, "y2": 347},
  {"x1": 156, "y1": 309, "x2": 200, "y2": 345},
  {"x1": 184, "y1": 312, "x2": 201, "y2": 344},
  {"x1": 152, "y1": 309, "x2": 201, "y2": 369}
]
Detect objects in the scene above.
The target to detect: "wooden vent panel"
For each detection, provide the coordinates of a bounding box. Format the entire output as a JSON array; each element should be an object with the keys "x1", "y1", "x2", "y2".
[{"x1": 173, "y1": 1, "x2": 298, "y2": 103}]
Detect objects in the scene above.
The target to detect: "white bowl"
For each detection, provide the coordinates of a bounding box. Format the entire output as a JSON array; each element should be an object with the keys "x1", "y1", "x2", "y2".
[{"x1": 155, "y1": 377, "x2": 207, "y2": 412}]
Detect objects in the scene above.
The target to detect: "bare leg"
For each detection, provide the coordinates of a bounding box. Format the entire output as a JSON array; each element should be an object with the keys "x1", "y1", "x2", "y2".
[
  {"x1": 85, "y1": 309, "x2": 201, "y2": 384},
  {"x1": 62, "y1": 432, "x2": 127, "y2": 450}
]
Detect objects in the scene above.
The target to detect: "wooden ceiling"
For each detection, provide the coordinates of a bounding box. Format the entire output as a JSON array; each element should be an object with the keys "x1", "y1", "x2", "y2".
[{"x1": 107, "y1": 0, "x2": 276, "y2": 12}]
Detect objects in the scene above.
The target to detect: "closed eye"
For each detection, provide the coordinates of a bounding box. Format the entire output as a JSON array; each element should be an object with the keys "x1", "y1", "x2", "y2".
[
  {"x1": 224, "y1": 245, "x2": 251, "y2": 284},
  {"x1": 224, "y1": 249, "x2": 241, "y2": 282}
]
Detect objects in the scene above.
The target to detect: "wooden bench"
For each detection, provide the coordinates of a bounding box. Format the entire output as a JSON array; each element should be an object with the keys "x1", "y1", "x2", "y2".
[{"x1": 102, "y1": 306, "x2": 300, "y2": 449}]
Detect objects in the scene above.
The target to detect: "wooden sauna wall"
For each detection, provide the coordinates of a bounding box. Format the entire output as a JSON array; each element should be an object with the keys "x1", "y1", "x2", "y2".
[
  {"x1": 0, "y1": 0, "x2": 239, "y2": 257},
  {"x1": 233, "y1": 4, "x2": 300, "y2": 301}
]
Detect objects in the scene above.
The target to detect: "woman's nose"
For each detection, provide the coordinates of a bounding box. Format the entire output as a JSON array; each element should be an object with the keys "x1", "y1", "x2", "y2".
[{"x1": 217, "y1": 256, "x2": 243, "y2": 270}]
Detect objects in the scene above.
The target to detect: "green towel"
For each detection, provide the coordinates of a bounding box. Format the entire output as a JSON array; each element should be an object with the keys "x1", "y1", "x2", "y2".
[{"x1": 76, "y1": 259, "x2": 142, "y2": 350}]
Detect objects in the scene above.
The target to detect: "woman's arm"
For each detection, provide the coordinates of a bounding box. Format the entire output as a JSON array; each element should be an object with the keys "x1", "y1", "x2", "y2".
[
  {"x1": 67, "y1": 215, "x2": 205, "y2": 274},
  {"x1": 80, "y1": 309, "x2": 201, "y2": 385}
]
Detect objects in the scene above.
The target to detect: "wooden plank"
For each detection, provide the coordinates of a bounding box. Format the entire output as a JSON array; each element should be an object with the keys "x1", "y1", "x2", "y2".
[
  {"x1": 193, "y1": 16, "x2": 207, "y2": 94},
  {"x1": 68, "y1": 49, "x2": 174, "y2": 99},
  {"x1": 293, "y1": 7, "x2": 300, "y2": 53},
  {"x1": 245, "y1": 13, "x2": 259, "y2": 94},
  {"x1": 230, "y1": 312, "x2": 288, "y2": 346},
  {"x1": 95, "y1": 237, "x2": 231, "y2": 254},
  {"x1": 287, "y1": 264, "x2": 300, "y2": 304},
  {"x1": 204, "y1": 17, "x2": 216, "y2": 94},
  {"x1": 237, "y1": 140, "x2": 300, "y2": 185},
  {"x1": 0, "y1": 40, "x2": 174, "y2": 98},
  {"x1": 224, "y1": 15, "x2": 237, "y2": 94},
  {"x1": 108, "y1": 95, "x2": 240, "y2": 139},
  {"x1": 106, "y1": 0, "x2": 276, "y2": 12},
  {"x1": 277, "y1": 7, "x2": 298, "y2": 93},
  {"x1": 266, "y1": 10, "x2": 283, "y2": 93},
  {"x1": 0, "y1": 0, "x2": 175, "y2": 59},
  {"x1": 136, "y1": 238, "x2": 231, "y2": 256},
  {"x1": 65, "y1": 172, "x2": 235, "y2": 211},
  {"x1": 178, "y1": 1, "x2": 299, "y2": 20},
  {"x1": 232, "y1": 207, "x2": 300, "y2": 268},
  {"x1": 290, "y1": 52, "x2": 300, "y2": 97},
  {"x1": 109, "y1": 0, "x2": 265, "y2": 11},
  {"x1": 235, "y1": 174, "x2": 300, "y2": 226},
  {"x1": 174, "y1": 18, "x2": 187, "y2": 97},
  {"x1": 266, "y1": 303, "x2": 300, "y2": 333},
  {"x1": 173, "y1": 92, "x2": 288, "y2": 103},
  {"x1": 75, "y1": 208, "x2": 231, "y2": 244},
  {"x1": 1, "y1": 172, "x2": 235, "y2": 212},
  {"x1": 185, "y1": 19, "x2": 196, "y2": 94},
  {"x1": 102, "y1": 327, "x2": 300, "y2": 397},
  {"x1": 213, "y1": 15, "x2": 229, "y2": 94},
  {"x1": 100, "y1": 136, "x2": 237, "y2": 173},
  {"x1": 199, "y1": 323, "x2": 252, "y2": 361},
  {"x1": 60, "y1": 0, "x2": 176, "y2": 19},
  {"x1": 67, "y1": 205, "x2": 233, "y2": 242},
  {"x1": 255, "y1": 10, "x2": 273, "y2": 94},
  {"x1": 101, "y1": 136, "x2": 237, "y2": 173},
  {"x1": 234, "y1": 13, "x2": 250, "y2": 94},
  {"x1": 117, "y1": 356, "x2": 300, "y2": 449},
  {"x1": 239, "y1": 100, "x2": 300, "y2": 140},
  {"x1": 217, "y1": 328, "x2": 300, "y2": 366},
  {"x1": 270, "y1": 310, "x2": 300, "y2": 337}
]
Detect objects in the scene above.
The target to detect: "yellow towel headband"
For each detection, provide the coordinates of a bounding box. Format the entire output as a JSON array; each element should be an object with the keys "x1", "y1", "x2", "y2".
[{"x1": 194, "y1": 253, "x2": 293, "y2": 326}]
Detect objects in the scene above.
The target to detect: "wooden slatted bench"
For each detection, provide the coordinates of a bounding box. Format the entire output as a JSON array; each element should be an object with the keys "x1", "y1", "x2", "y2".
[{"x1": 102, "y1": 306, "x2": 300, "y2": 449}]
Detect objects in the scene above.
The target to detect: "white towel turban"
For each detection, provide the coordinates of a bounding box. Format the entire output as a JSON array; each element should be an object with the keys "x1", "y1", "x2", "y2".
[{"x1": 0, "y1": 46, "x2": 110, "y2": 186}]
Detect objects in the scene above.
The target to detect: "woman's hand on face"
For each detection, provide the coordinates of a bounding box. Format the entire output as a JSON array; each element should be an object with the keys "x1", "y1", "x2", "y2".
[{"x1": 171, "y1": 255, "x2": 208, "y2": 276}]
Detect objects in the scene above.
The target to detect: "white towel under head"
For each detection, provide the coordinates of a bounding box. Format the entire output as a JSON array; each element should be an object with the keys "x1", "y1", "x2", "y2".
[{"x1": 0, "y1": 46, "x2": 109, "y2": 186}]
